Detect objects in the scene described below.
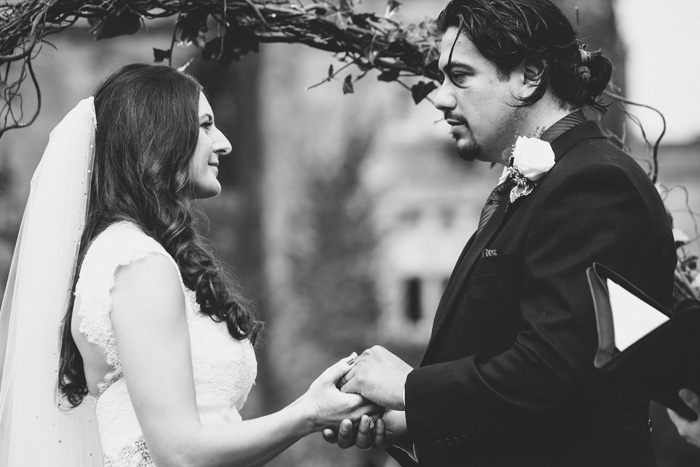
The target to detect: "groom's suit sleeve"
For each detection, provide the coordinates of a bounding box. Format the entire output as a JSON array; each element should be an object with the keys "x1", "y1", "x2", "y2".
[{"x1": 404, "y1": 157, "x2": 676, "y2": 451}]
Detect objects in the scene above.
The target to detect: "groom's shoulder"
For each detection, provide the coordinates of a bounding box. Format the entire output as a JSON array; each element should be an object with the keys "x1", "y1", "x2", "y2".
[{"x1": 554, "y1": 127, "x2": 651, "y2": 185}]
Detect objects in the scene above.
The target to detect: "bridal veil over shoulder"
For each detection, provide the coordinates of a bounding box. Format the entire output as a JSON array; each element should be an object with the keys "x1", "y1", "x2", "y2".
[{"x1": 0, "y1": 98, "x2": 103, "y2": 466}]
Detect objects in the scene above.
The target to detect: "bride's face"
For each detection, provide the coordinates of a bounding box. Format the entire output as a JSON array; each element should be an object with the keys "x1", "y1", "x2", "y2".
[{"x1": 189, "y1": 92, "x2": 232, "y2": 199}]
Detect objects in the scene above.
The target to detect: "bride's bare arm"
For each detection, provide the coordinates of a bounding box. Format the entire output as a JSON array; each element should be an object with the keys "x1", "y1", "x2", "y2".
[{"x1": 111, "y1": 254, "x2": 372, "y2": 467}]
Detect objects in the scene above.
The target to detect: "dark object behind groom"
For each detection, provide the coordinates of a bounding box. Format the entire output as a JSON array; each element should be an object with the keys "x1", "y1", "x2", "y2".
[{"x1": 330, "y1": 0, "x2": 677, "y2": 466}]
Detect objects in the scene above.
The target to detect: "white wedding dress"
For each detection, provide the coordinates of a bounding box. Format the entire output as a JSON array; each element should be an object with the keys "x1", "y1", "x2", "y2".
[{"x1": 74, "y1": 221, "x2": 257, "y2": 466}]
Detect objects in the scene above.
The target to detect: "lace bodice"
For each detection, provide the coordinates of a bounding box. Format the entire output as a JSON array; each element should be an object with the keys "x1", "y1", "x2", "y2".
[{"x1": 75, "y1": 221, "x2": 257, "y2": 466}]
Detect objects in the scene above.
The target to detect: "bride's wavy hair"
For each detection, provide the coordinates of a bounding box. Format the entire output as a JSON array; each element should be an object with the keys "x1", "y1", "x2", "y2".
[{"x1": 58, "y1": 63, "x2": 263, "y2": 407}]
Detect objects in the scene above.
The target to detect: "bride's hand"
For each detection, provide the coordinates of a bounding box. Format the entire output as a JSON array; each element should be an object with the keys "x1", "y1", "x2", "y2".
[{"x1": 299, "y1": 353, "x2": 381, "y2": 432}]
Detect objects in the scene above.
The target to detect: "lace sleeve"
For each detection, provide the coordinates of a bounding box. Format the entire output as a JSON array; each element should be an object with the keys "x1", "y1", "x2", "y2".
[{"x1": 74, "y1": 222, "x2": 180, "y2": 374}]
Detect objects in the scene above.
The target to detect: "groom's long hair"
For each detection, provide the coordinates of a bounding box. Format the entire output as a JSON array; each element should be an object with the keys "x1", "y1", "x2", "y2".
[
  {"x1": 438, "y1": 0, "x2": 613, "y2": 112},
  {"x1": 58, "y1": 64, "x2": 263, "y2": 407}
]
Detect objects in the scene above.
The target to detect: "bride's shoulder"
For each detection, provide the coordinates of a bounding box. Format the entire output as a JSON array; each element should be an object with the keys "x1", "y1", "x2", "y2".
[
  {"x1": 89, "y1": 221, "x2": 163, "y2": 254},
  {"x1": 81, "y1": 221, "x2": 169, "y2": 272}
]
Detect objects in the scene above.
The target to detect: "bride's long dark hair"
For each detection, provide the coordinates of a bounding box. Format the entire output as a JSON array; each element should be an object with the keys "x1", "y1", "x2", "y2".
[{"x1": 58, "y1": 64, "x2": 263, "y2": 407}]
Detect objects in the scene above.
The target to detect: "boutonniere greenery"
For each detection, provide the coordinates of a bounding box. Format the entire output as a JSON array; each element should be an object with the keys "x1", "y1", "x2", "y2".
[{"x1": 499, "y1": 136, "x2": 556, "y2": 203}]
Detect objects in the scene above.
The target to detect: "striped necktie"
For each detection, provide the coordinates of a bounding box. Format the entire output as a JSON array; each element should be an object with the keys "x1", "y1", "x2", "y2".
[{"x1": 475, "y1": 178, "x2": 514, "y2": 235}]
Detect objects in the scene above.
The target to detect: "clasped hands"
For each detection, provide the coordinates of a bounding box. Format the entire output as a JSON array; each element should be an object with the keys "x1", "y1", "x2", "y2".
[{"x1": 324, "y1": 345, "x2": 414, "y2": 452}]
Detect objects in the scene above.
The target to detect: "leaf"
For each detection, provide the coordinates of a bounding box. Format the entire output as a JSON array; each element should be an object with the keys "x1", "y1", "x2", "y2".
[
  {"x1": 194, "y1": 32, "x2": 207, "y2": 50},
  {"x1": 377, "y1": 68, "x2": 400, "y2": 82},
  {"x1": 410, "y1": 80, "x2": 437, "y2": 104},
  {"x1": 387, "y1": 29, "x2": 407, "y2": 44},
  {"x1": 424, "y1": 60, "x2": 441, "y2": 81},
  {"x1": 177, "y1": 11, "x2": 209, "y2": 44},
  {"x1": 89, "y1": 9, "x2": 141, "y2": 40},
  {"x1": 227, "y1": 26, "x2": 259, "y2": 60},
  {"x1": 351, "y1": 12, "x2": 379, "y2": 29},
  {"x1": 340, "y1": 0, "x2": 356, "y2": 12},
  {"x1": 342, "y1": 75, "x2": 354, "y2": 95},
  {"x1": 203, "y1": 26, "x2": 259, "y2": 69},
  {"x1": 331, "y1": 12, "x2": 349, "y2": 30},
  {"x1": 153, "y1": 48, "x2": 172, "y2": 63},
  {"x1": 386, "y1": 0, "x2": 402, "y2": 15}
]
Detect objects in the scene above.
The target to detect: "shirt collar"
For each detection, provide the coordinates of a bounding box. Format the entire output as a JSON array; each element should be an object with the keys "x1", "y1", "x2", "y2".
[{"x1": 539, "y1": 109, "x2": 587, "y2": 143}]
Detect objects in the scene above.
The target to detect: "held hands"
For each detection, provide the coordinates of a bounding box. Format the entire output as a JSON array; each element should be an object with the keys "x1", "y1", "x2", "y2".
[
  {"x1": 338, "y1": 345, "x2": 413, "y2": 410},
  {"x1": 668, "y1": 389, "x2": 700, "y2": 449},
  {"x1": 299, "y1": 353, "x2": 381, "y2": 432},
  {"x1": 322, "y1": 346, "x2": 414, "y2": 452}
]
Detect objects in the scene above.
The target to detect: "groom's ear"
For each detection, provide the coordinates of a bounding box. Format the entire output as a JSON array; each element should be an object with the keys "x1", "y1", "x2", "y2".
[{"x1": 517, "y1": 59, "x2": 545, "y2": 100}]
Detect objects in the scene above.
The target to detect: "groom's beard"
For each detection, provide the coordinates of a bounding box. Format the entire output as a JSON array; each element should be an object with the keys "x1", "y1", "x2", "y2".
[
  {"x1": 449, "y1": 122, "x2": 480, "y2": 161},
  {"x1": 455, "y1": 134, "x2": 480, "y2": 161}
]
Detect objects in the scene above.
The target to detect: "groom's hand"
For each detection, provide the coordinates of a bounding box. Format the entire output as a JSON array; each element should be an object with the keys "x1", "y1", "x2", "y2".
[
  {"x1": 322, "y1": 410, "x2": 411, "y2": 452},
  {"x1": 322, "y1": 415, "x2": 378, "y2": 449},
  {"x1": 668, "y1": 389, "x2": 700, "y2": 448},
  {"x1": 339, "y1": 346, "x2": 412, "y2": 410}
]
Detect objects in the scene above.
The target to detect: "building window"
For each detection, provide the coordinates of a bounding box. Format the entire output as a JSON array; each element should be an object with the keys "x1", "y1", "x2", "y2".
[{"x1": 404, "y1": 277, "x2": 422, "y2": 322}]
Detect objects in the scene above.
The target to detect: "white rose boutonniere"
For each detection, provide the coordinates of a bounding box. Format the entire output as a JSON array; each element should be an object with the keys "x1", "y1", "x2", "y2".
[{"x1": 502, "y1": 136, "x2": 556, "y2": 203}]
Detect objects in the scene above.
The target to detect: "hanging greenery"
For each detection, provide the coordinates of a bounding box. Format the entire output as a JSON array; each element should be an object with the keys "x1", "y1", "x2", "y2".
[{"x1": 0, "y1": 0, "x2": 441, "y2": 138}]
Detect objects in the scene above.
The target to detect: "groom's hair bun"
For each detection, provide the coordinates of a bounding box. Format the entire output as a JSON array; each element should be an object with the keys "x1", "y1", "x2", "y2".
[{"x1": 438, "y1": 0, "x2": 613, "y2": 112}]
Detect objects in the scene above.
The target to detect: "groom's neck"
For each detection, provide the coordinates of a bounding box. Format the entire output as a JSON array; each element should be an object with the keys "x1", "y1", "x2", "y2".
[{"x1": 519, "y1": 93, "x2": 577, "y2": 139}]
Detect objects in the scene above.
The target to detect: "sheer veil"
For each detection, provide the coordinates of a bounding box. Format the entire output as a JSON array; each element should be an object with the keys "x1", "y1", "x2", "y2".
[{"x1": 0, "y1": 98, "x2": 103, "y2": 465}]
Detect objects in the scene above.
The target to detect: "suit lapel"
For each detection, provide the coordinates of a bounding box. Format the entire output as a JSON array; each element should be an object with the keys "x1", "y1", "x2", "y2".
[
  {"x1": 550, "y1": 121, "x2": 607, "y2": 162},
  {"x1": 424, "y1": 121, "x2": 608, "y2": 357},
  {"x1": 427, "y1": 199, "x2": 510, "y2": 348}
]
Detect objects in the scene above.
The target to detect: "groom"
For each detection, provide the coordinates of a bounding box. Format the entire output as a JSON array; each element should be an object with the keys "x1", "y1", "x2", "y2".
[{"x1": 330, "y1": 0, "x2": 677, "y2": 465}]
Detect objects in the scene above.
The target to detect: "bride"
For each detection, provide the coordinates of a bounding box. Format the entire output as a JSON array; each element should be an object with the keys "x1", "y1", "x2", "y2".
[{"x1": 0, "y1": 63, "x2": 376, "y2": 466}]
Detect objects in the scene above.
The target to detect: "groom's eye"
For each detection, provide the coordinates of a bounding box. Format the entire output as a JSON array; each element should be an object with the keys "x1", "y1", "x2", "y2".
[
  {"x1": 441, "y1": 64, "x2": 471, "y2": 87},
  {"x1": 448, "y1": 70, "x2": 470, "y2": 86}
]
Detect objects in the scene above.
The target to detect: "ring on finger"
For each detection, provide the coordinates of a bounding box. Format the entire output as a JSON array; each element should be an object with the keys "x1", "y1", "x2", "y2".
[{"x1": 367, "y1": 417, "x2": 375, "y2": 430}]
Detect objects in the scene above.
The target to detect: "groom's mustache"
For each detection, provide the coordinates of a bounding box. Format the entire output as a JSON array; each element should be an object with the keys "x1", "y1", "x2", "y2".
[{"x1": 444, "y1": 112, "x2": 468, "y2": 126}]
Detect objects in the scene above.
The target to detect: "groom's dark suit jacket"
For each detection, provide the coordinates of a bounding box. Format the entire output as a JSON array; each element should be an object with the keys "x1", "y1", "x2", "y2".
[{"x1": 400, "y1": 121, "x2": 676, "y2": 466}]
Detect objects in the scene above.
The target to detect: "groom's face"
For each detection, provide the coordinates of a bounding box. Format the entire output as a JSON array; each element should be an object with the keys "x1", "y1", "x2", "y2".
[{"x1": 434, "y1": 27, "x2": 527, "y2": 165}]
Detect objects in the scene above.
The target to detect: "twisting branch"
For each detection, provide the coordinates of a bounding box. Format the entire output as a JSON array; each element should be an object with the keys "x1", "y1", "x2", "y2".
[
  {"x1": 0, "y1": 0, "x2": 442, "y2": 137},
  {"x1": 0, "y1": 58, "x2": 41, "y2": 139},
  {"x1": 604, "y1": 89, "x2": 667, "y2": 184}
]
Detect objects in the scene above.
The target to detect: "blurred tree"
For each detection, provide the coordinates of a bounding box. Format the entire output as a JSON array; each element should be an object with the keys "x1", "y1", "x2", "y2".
[
  {"x1": 189, "y1": 54, "x2": 283, "y2": 412},
  {"x1": 0, "y1": 158, "x2": 20, "y2": 297}
]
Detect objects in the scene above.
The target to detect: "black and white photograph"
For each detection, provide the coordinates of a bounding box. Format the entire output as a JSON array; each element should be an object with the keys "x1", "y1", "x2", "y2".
[{"x1": 1, "y1": 0, "x2": 700, "y2": 466}]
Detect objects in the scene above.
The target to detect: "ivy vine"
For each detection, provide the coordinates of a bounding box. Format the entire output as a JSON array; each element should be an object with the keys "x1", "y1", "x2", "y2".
[{"x1": 0, "y1": 0, "x2": 441, "y2": 138}]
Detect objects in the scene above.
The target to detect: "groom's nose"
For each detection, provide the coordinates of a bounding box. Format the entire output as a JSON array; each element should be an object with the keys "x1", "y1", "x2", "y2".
[{"x1": 434, "y1": 81, "x2": 457, "y2": 112}]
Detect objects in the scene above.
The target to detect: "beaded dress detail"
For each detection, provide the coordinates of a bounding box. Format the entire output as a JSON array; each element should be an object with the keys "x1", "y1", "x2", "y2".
[{"x1": 75, "y1": 222, "x2": 257, "y2": 466}]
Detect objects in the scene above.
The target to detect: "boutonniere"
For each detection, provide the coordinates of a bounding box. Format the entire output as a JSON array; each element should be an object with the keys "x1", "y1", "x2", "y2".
[{"x1": 499, "y1": 136, "x2": 556, "y2": 203}]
